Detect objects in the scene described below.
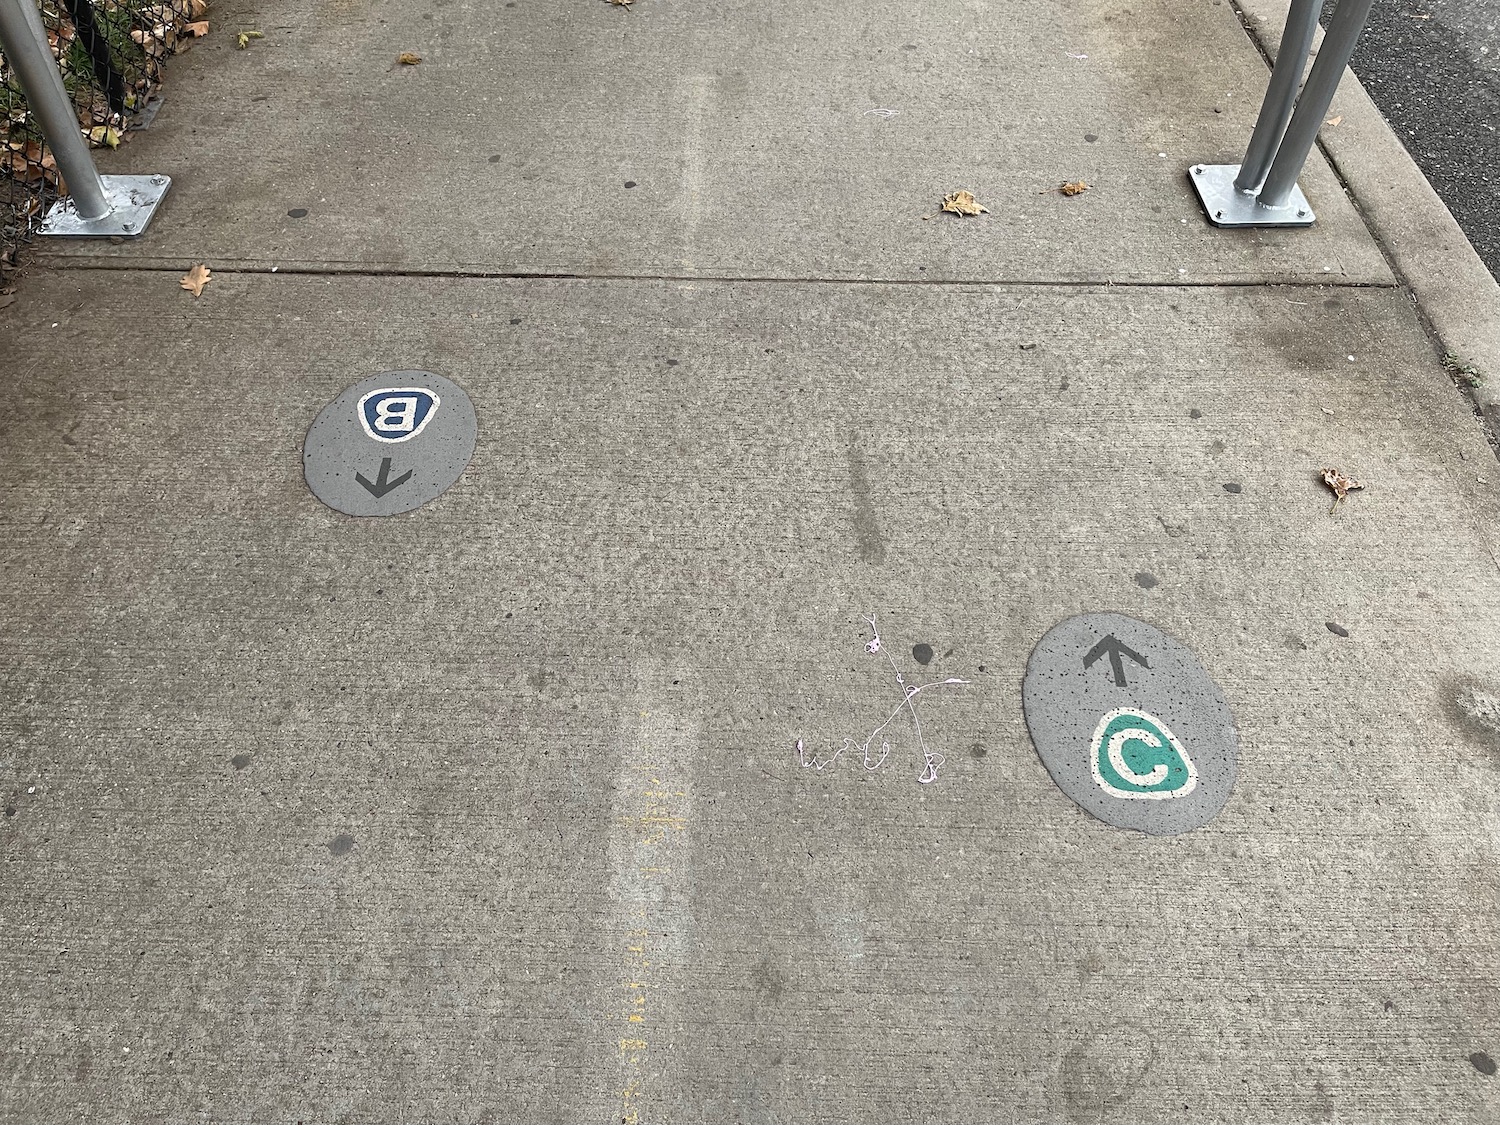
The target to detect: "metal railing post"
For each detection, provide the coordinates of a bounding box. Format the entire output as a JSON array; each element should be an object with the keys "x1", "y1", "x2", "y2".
[
  {"x1": 1233, "y1": 0, "x2": 1324, "y2": 193},
  {"x1": 1190, "y1": 0, "x2": 1375, "y2": 228},
  {"x1": 0, "y1": 0, "x2": 169, "y2": 236},
  {"x1": 1256, "y1": 0, "x2": 1376, "y2": 208}
]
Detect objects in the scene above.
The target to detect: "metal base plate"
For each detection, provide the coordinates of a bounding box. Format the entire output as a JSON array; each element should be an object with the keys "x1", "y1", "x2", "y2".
[
  {"x1": 38, "y1": 174, "x2": 171, "y2": 238},
  {"x1": 1189, "y1": 164, "x2": 1314, "y2": 228}
]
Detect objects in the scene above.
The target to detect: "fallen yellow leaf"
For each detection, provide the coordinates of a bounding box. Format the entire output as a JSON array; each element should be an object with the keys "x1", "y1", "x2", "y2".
[
  {"x1": 87, "y1": 125, "x2": 122, "y2": 149},
  {"x1": 236, "y1": 29, "x2": 262, "y2": 48},
  {"x1": 180, "y1": 264, "x2": 212, "y2": 298},
  {"x1": 939, "y1": 189, "x2": 988, "y2": 217},
  {"x1": 398, "y1": 52, "x2": 423, "y2": 65}
]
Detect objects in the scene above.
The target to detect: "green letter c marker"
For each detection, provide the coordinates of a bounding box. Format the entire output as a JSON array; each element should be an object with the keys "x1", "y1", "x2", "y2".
[{"x1": 1090, "y1": 708, "x2": 1197, "y2": 800}]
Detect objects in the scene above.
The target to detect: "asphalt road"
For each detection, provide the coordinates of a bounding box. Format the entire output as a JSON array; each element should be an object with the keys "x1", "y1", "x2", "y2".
[{"x1": 1326, "y1": 0, "x2": 1500, "y2": 281}]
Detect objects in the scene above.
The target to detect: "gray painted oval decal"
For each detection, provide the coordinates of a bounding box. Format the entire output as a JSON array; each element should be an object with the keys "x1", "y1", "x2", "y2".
[
  {"x1": 1023, "y1": 612, "x2": 1238, "y2": 835},
  {"x1": 304, "y1": 370, "x2": 477, "y2": 517}
]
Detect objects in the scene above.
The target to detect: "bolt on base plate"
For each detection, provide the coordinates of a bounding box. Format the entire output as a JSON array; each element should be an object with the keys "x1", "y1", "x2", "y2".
[
  {"x1": 38, "y1": 174, "x2": 171, "y2": 238},
  {"x1": 1189, "y1": 163, "x2": 1314, "y2": 228}
]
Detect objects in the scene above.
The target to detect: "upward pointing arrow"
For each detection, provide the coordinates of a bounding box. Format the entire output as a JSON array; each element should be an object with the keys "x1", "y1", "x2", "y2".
[
  {"x1": 355, "y1": 457, "x2": 413, "y2": 498},
  {"x1": 1082, "y1": 634, "x2": 1150, "y2": 687}
]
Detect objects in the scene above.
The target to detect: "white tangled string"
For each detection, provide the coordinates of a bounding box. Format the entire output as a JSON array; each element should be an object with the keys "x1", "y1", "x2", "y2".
[{"x1": 797, "y1": 614, "x2": 969, "y2": 784}]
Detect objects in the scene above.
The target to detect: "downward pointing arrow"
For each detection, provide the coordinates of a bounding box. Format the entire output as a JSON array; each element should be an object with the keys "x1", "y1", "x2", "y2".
[
  {"x1": 1082, "y1": 634, "x2": 1150, "y2": 687},
  {"x1": 355, "y1": 457, "x2": 412, "y2": 498}
]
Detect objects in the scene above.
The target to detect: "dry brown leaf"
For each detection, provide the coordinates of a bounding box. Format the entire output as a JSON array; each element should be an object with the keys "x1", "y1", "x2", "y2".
[
  {"x1": 398, "y1": 52, "x2": 423, "y2": 65},
  {"x1": 4, "y1": 142, "x2": 60, "y2": 186},
  {"x1": 1325, "y1": 115, "x2": 1343, "y2": 127},
  {"x1": 1321, "y1": 466, "x2": 1363, "y2": 512},
  {"x1": 180, "y1": 263, "x2": 212, "y2": 298},
  {"x1": 131, "y1": 26, "x2": 172, "y2": 56},
  {"x1": 1059, "y1": 180, "x2": 1090, "y2": 196},
  {"x1": 185, "y1": 21, "x2": 209, "y2": 37},
  {"x1": 940, "y1": 189, "x2": 988, "y2": 217},
  {"x1": 189, "y1": 0, "x2": 209, "y2": 16}
]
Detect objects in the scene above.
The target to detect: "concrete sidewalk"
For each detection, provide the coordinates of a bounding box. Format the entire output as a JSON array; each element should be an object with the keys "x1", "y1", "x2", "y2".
[{"x1": 2, "y1": 1, "x2": 1499, "y2": 1123}]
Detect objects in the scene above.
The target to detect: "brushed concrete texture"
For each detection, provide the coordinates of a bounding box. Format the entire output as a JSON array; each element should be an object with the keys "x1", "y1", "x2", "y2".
[
  {"x1": 1, "y1": 272, "x2": 1498, "y2": 1123},
  {"x1": 42, "y1": 0, "x2": 1392, "y2": 285}
]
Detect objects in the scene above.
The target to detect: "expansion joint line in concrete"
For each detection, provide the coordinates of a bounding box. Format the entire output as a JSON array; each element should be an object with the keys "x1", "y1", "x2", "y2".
[{"x1": 39, "y1": 260, "x2": 1402, "y2": 291}]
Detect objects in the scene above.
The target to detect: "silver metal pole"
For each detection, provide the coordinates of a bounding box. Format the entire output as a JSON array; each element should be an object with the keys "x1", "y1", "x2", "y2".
[
  {"x1": 1233, "y1": 0, "x2": 1325, "y2": 192},
  {"x1": 1257, "y1": 0, "x2": 1376, "y2": 209},
  {"x1": 0, "y1": 0, "x2": 110, "y2": 218},
  {"x1": 0, "y1": 0, "x2": 170, "y2": 236}
]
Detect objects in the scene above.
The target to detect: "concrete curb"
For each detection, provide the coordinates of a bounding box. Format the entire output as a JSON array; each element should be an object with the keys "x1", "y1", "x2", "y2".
[{"x1": 1236, "y1": 0, "x2": 1500, "y2": 434}]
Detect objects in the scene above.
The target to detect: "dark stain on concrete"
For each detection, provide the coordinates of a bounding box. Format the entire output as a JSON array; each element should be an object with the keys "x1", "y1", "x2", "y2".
[
  {"x1": 1443, "y1": 675, "x2": 1500, "y2": 757},
  {"x1": 1059, "y1": 1023, "x2": 1157, "y2": 1123},
  {"x1": 1189, "y1": 408, "x2": 1203, "y2": 419},
  {"x1": 1326, "y1": 621, "x2": 1350, "y2": 638},
  {"x1": 1134, "y1": 572, "x2": 1158, "y2": 589},
  {"x1": 1471, "y1": 1051, "x2": 1497, "y2": 1076},
  {"x1": 328, "y1": 834, "x2": 356, "y2": 857},
  {"x1": 845, "y1": 437, "x2": 887, "y2": 564},
  {"x1": 971, "y1": 742, "x2": 988, "y2": 759},
  {"x1": 912, "y1": 643, "x2": 934, "y2": 665},
  {"x1": 1222, "y1": 482, "x2": 1242, "y2": 494},
  {"x1": 750, "y1": 957, "x2": 787, "y2": 1001},
  {"x1": 231, "y1": 753, "x2": 252, "y2": 771}
]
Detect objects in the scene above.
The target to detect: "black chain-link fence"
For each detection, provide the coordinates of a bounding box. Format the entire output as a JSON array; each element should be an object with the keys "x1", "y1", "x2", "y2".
[{"x1": 2, "y1": 0, "x2": 202, "y2": 253}]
